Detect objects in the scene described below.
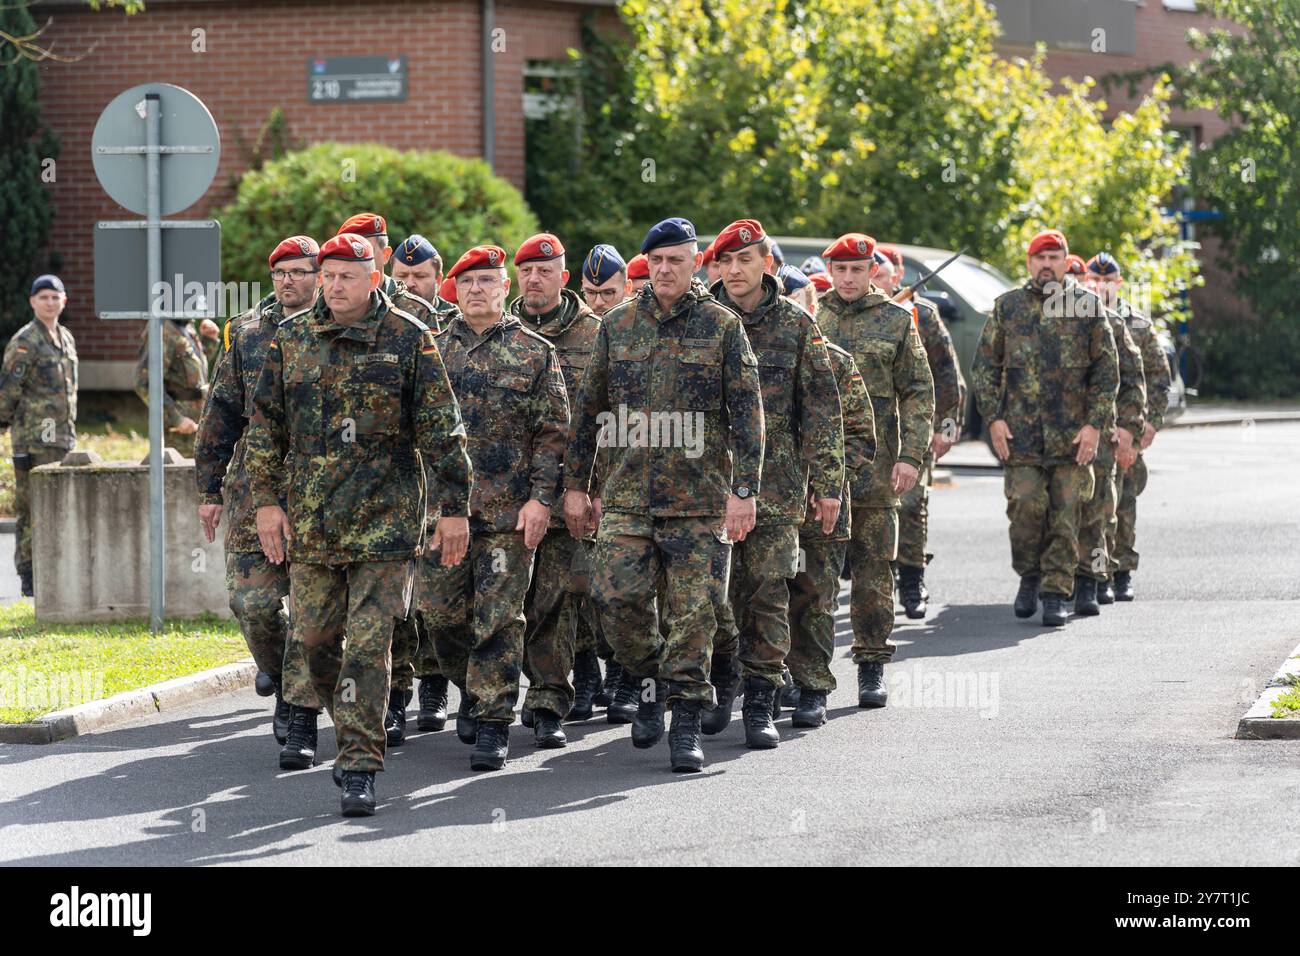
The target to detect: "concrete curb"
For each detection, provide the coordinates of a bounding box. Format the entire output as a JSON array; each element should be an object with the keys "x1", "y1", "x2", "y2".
[
  {"x1": 1166, "y1": 411, "x2": 1300, "y2": 430},
  {"x1": 1235, "y1": 642, "x2": 1300, "y2": 739},
  {"x1": 0, "y1": 659, "x2": 256, "y2": 745}
]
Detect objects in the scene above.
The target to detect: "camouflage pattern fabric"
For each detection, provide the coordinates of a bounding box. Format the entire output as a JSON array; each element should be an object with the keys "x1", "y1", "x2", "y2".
[
  {"x1": 225, "y1": 549, "x2": 289, "y2": 679},
  {"x1": 1111, "y1": 455, "x2": 1149, "y2": 572},
  {"x1": 1003, "y1": 463, "x2": 1095, "y2": 596},
  {"x1": 288, "y1": 559, "x2": 413, "y2": 771},
  {"x1": 0, "y1": 319, "x2": 77, "y2": 453},
  {"x1": 709, "y1": 534, "x2": 738, "y2": 659},
  {"x1": 391, "y1": 611, "x2": 419, "y2": 693},
  {"x1": 383, "y1": 274, "x2": 444, "y2": 334},
  {"x1": 422, "y1": 531, "x2": 535, "y2": 724},
  {"x1": 135, "y1": 320, "x2": 209, "y2": 458},
  {"x1": 12, "y1": 447, "x2": 64, "y2": 576},
  {"x1": 728, "y1": 522, "x2": 801, "y2": 685},
  {"x1": 914, "y1": 295, "x2": 965, "y2": 437},
  {"x1": 590, "y1": 511, "x2": 728, "y2": 705},
  {"x1": 848, "y1": 505, "x2": 899, "y2": 663},
  {"x1": 896, "y1": 449, "x2": 934, "y2": 568},
  {"x1": 1077, "y1": 460, "x2": 1118, "y2": 581},
  {"x1": 522, "y1": 532, "x2": 582, "y2": 716},
  {"x1": 787, "y1": 536, "x2": 845, "y2": 693}
]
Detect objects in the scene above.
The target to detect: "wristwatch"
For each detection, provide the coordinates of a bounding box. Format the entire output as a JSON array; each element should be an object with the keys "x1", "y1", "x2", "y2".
[
  {"x1": 734, "y1": 485, "x2": 752, "y2": 499},
  {"x1": 535, "y1": 493, "x2": 553, "y2": 507}
]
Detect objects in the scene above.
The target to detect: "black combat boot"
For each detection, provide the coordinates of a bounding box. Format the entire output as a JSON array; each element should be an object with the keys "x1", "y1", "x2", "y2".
[
  {"x1": 669, "y1": 700, "x2": 705, "y2": 773},
  {"x1": 741, "y1": 677, "x2": 779, "y2": 749},
  {"x1": 19, "y1": 568, "x2": 33, "y2": 598},
  {"x1": 569, "y1": 650, "x2": 602, "y2": 721},
  {"x1": 384, "y1": 687, "x2": 407, "y2": 746},
  {"x1": 1014, "y1": 574, "x2": 1040, "y2": 618},
  {"x1": 631, "y1": 679, "x2": 666, "y2": 749},
  {"x1": 340, "y1": 771, "x2": 377, "y2": 817},
  {"x1": 779, "y1": 664, "x2": 800, "y2": 710},
  {"x1": 898, "y1": 564, "x2": 928, "y2": 619},
  {"x1": 417, "y1": 676, "x2": 449, "y2": 732},
  {"x1": 595, "y1": 660, "x2": 621, "y2": 708},
  {"x1": 254, "y1": 671, "x2": 276, "y2": 697},
  {"x1": 1114, "y1": 570, "x2": 1135, "y2": 602},
  {"x1": 1098, "y1": 577, "x2": 1116, "y2": 604},
  {"x1": 791, "y1": 688, "x2": 828, "y2": 728},
  {"x1": 607, "y1": 669, "x2": 639, "y2": 724},
  {"x1": 1074, "y1": 574, "x2": 1100, "y2": 617},
  {"x1": 1041, "y1": 593, "x2": 1068, "y2": 627},
  {"x1": 455, "y1": 691, "x2": 479, "y2": 745},
  {"x1": 278, "y1": 705, "x2": 318, "y2": 770},
  {"x1": 701, "y1": 655, "x2": 741, "y2": 736},
  {"x1": 533, "y1": 709, "x2": 567, "y2": 749},
  {"x1": 470, "y1": 723, "x2": 509, "y2": 771},
  {"x1": 271, "y1": 677, "x2": 292, "y2": 745},
  {"x1": 857, "y1": 662, "x2": 888, "y2": 708},
  {"x1": 520, "y1": 706, "x2": 535, "y2": 728}
]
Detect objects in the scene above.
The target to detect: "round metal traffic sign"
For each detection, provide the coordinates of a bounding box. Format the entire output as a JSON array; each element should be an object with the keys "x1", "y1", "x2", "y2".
[{"x1": 91, "y1": 83, "x2": 221, "y2": 217}]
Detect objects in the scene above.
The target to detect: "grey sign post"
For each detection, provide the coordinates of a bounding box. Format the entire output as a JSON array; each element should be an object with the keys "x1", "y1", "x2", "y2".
[{"x1": 91, "y1": 84, "x2": 220, "y2": 634}]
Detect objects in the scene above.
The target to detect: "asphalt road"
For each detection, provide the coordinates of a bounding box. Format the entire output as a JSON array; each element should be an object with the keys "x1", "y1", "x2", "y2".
[{"x1": 3, "y1": 423, "x2": 1299, "y2": 866}]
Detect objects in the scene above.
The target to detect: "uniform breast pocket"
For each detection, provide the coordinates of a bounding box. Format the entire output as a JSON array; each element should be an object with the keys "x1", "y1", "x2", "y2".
[
  {"x1": 858, "y1": 337, "x2": 897, "y2": 397},
  {"x1": 609, "y1": 345, "x2": 652, "y2": 407},
  {"x1": 487, "y1": 369, "x2": 534, "y2": 431},
  {"x1": 285, "y1": 364, "x2": 323, "y2": 445},
  {"x1": 676, "y1": 347, "x2": 722, "y2": 410},
  {"x1": 341, "y1": 360, "x2": 402, "y2": 437},
  {"x1": 756, "y1": 348, "x2": 797, "y2": 417}
]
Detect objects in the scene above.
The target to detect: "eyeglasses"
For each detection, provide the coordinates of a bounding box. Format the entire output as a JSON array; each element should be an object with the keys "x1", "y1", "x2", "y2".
[
  {"x1": 271, "y1": 269, "x2": 319, "y2": 281},
  {"x1": 456, "y1": 274, "x2": 503, "y2": 290},
  {"x1": 583, "y1": 287, "x2": 623, "y2": 302}
]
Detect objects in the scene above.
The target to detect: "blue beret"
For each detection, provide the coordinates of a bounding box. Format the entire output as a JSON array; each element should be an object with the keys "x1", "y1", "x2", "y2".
[
  {"x1": 778, "y1": 264, "x2": 810, "y2": 295},
  {"x1": 800, "y1": 255, "x2": 827, "y2": 276},
  {"x1": 394, "y1": 234, "x2": 438, "y2": 267},
  {"x1": 30, "y1": 274, "x2": 64, "y2": 295},
  {"x1": 1086, "y1": 251, "x2": 1121, "y2": 276},
  {"x1": 582, "y1": 243, "x2": 626, "y2": 284},
  {"x1": 641, "y1": 217, "x2": 697, "y2": 254},
  {"x1": 769, "y1": 241, "x2": 785, "y2": 267}
]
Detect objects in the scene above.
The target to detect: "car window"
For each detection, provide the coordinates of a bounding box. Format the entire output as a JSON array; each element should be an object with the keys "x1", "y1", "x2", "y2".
[{"x1": 924, "y1": 258, "x2": 1015, "y2": 314}]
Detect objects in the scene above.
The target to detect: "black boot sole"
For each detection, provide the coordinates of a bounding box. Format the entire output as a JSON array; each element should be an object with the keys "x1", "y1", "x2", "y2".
[
  {"x1": 631, "y1": 728, "x2": 664, "y2": 749},
  {"x1": 535, "y1": 735, "x2": 567, "y2": 749},
  {"x1": 470, "y1": 753, "x2": 506, "y2": 771},
  {"x1": 607, "y1": 706, "x2": 635, "y2": 725},
  {"x1": 279, "y1": 750, "x2": 316, "y2": 771},
  {"x1": 416, "y1": 714, "x2": 447, "y2": 732},
  {"x1": 1074, "y1": 605, "x2": 1100, "y2": 616},
  {"x1": 791, "y1": 711, "x2": 826, "y2": 728},
  {"x1": 566, "y1": 705, "x2": 594, "y2": 722},
  {"x1": 671, "y1": 755, "x2": 704, "y2": 773},
  {"x1": 341, "y1": 799, "x2": 376, "y2": 817},
  {"x1": 745, "y1": 734, "x2": 779, "y2": 750},
  {"x1": 858, "y1": 694, "x2": 887, "y2": 708},
  {"x1": 1013, "y1": 603, "x2": 1037, "y2": 619},
  {"x1": 385, "y1": 728, "x2": 405, "y2": 747},
  {"x1": 903, "y1": 606, "x2": 927, "y2": 620},
  {"x1": 1115, "y1": 594, "x2": 1135, "y2": 602}
]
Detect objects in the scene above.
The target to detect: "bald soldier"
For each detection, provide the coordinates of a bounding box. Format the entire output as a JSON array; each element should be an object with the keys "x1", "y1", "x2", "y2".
[
  {"x1": 563, "y1": 216, "x2": 765, "y2": 773},
  {"x1": 815, "y1": 233, "x2": 933, "y2": 708},
  {"x1": 971, "y1": 230, "x2": 1119, "y2": 627}
]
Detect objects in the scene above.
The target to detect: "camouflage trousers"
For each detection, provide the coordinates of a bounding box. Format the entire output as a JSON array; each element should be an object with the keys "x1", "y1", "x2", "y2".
[
  {"x1": 288, "y1": 559, "x2": 414, "y2": 773},
  {"x1": 708, "y1": 530, "x2": 739, "y2": 661},
  {"x1": 1110, "y1": 455, "x2": 1148, "y2": 572},
  {"x1": 897, "y1": 449, "x2": 934, "y2": 568},
  {"x1": 787, "y1": 534, "x2": 846, "y2": 693},
  {"x1": 1076, "y1": 459, "x2": 1118, "y2": 581},
  {"x1": 521, "y1": 532, "x2": 588, "y2": 717},
  {"x1": 727, "y1": 523, "x2": 800, "y2": 686},
  {"x1": 572, "y1": 538, "x2": 612, "y2": 660},
  {"x1": 421, "y1": 531, "x2": 534, "y2": 724},
  {"x1": 391, "y1": 610, "x2": 443, "y2": 693},
  {"x1": 590, "y1": 512, "x2": 728, "y2": 705},
  {"x1": 847, "y1": 504, "x2": 898, "y2": 664},
  {"x1": 12, "y1": 447, "x2": 64, "y2": 575},
  {"x1": 1003, "y1": 463, "x2": 1094, "y2": 596},
  {"x1": 225, "y1": 550, "x2": 289, "y2": 680}
]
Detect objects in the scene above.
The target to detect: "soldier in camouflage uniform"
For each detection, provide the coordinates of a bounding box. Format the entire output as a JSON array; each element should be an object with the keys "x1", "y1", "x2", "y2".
[
  {"x1": 816, "y1": 233, "x2": 934, "y2": 708},
  {"x1": 505, "y1": 234, "x2": 604, "y2": 741},
  {"x1": 134, "y1": 314, "x2": 209, "y2": 460},
  {"x1": 245, "y1": 232, "x2": 472, "y2": 817},
  {"x1": 392, "y1": 234, "x2": 460, "y2": 325},
  {"x1": 419, "y1": 243, "x2": 569, "y2": 772},
  {"x1": 874, "y1": 246, "x2": 966, "y2": 620},
  {"x1": 706, "y1": 219, "x2": 844, "y2": 748},
  {"x1": 1066, "y1": 255, "x2": 1146, "y2": 616},
  {"x1": 563, "y1": 216, "x2": 765, "y2": 773},
  {"x1": 971, "y1": 230, "x2": 1119, "y2": 627},
  {"x1": 0, "y1": 275, "x2": 77, "y2": 598},
  {"x1": 787, "y1": 340, "x2": 875, "y2": 726},
  {"x1": 195, "y1": 236, "x2": 319, "y2": 760},
  {"x1": 1087, "y1": 252, "x2": 1171, "y2": 602}
]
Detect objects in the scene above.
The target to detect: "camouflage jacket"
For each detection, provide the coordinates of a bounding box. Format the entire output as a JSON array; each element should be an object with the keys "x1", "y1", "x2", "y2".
[
  {"x1": 565, "y1": 278, "x2": 765, "y2": 520},
  {"x1": 135, "y1": 320, "x2": 209, "y2": 429},
  {"x1": 430, "y1": 294, "x2": 460, "y2": 325},
  {"x1": 817, "y1": 287, "x2": 934, "y2": 506},
  {"x1": 0, "y1": 320, "x2": 77, "y2": 453},
  {"x1": 435, "y1": 312, "x2": 569, "y2": 534},
  {"x1": 914, "y1": 296, "x2": 966, "y2": 437},
  {"x1": 195, "y1": 293, "x2": 298, "y2": 553},
  {"x1": 972, "y1": 280, "x2": 1119, "y2": 466},
  {"x1": 1119, "y1": 298, "x2": 1171, "y2": 430},
  {"x1": 245, "y1": 290, "x2": 472, "y2": 564},
  {"x1": 801, "y1": 341, "x2": 876, "y2": 542},
  {"x1": 383, "y1": 275, "x2": 444, "y2": 334},
  {"x1": 509, "y1": 288, "x2": 601, "y2": 529},
  {"x1": 713, "y1": 273, "x2": 844, "y2": 525}
]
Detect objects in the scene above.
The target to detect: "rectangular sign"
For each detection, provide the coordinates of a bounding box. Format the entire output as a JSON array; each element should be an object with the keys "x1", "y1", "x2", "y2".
[
  {"x1": 94, "y1": 221, "x2": 223, "y2": 319},
  {"x1": 308, "y1": 56, "x2": 408, "y2": 103}
]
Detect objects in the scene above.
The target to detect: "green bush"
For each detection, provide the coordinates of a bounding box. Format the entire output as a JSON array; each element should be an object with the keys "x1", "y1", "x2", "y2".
[
  {"x1": 1200, "y1": 316, "x2": 1300, "y2": 401},
  {"x1": 218, "y1": 142, "x2": 538, "y2": 292}
]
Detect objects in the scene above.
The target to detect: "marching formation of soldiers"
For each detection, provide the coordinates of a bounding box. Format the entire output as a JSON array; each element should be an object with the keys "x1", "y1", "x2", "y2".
[{"x1": 0, "y1": 209, "x2": 1167, "y2": 820}]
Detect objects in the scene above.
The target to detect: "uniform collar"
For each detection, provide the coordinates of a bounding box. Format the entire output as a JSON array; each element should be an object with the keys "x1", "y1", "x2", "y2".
[
  {"x1": 313, "y1": 290, "x2": 384, "y2": 343},
  {"x1": 509, "y1": 287, "x2": 587, "y2": 337},
  {"x1": 711, "y1": 272, "x2": 780, "y2": 323}
]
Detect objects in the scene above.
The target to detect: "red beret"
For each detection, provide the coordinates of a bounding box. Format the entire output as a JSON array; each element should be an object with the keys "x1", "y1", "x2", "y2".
[
  {"x1": 1065, "y1": 254, "x2": 1087, "y2": 275},
  {"x1": 626, "y1": 254, "x2": 649, "y2": 281},
  {"x1": 712, "y1": 219, "x2": 767, "y2": 258},
  {"x1": 700, "y1": 242, "x2": 715, "y2": 267},
  {"x1": 318, "y1": 233, "x2": 376, "y2": 265},
  {"x1": 822, "y1": 233, "x2": 876, "y2": 262},
  {"x1": 877, "y1": 244, "x2": 904, "y2": 269},
  {"x1": 807, "y1": 271, "x2": 833, "y2": 293},
  {"x1": 337, "y1": 212, "x2": 387, "y2": 238},
  {"x1": 439, "y1": 276, "x2": 457, "y2": 304},
  {"x1": 1027, "y1": 229, "x2": 1068, "y2": 257},
  {"x1": 447, "y1": 244, "x2": 508, "y2": 279},
  {"x1": 514, "y1": 233, "x2": 565, "y2": 265},
  {"x1": 268, "y1": 235, "x2": 319, "y2": 269}
]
